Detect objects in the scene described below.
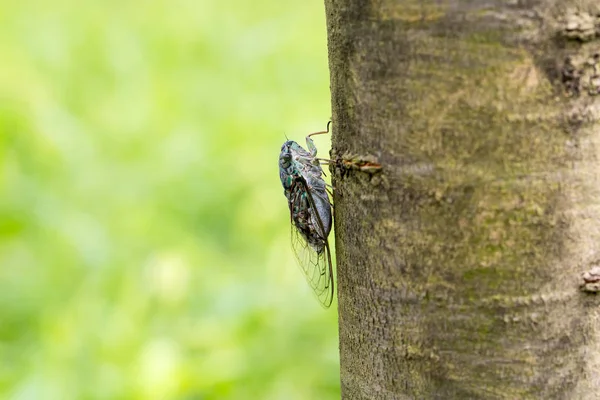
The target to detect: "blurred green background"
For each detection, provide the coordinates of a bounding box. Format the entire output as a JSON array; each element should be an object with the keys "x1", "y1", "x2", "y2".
[{"x1": 0, "y1": 1, "x2": 338, "y2": 399}]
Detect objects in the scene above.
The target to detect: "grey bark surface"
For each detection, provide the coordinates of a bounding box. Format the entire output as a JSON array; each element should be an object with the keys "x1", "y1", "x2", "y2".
[{"x1": 325, "y1": 1, "x2": 600, "y2": 399}]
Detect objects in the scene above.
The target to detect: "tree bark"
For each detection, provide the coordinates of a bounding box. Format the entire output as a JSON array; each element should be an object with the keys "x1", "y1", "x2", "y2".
[{"x1": 325, "y1": 1, "x2": 600, "y2": 398}]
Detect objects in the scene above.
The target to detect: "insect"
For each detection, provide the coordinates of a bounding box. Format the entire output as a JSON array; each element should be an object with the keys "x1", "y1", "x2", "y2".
[{"x1": 279, "y1": 122, "x2": 334, "y2": 307}]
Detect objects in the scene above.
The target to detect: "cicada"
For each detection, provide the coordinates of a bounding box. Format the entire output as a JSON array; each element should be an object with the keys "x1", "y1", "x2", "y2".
[{"x1": 279, "y1": 122, "x2": 334, "y2": 307}]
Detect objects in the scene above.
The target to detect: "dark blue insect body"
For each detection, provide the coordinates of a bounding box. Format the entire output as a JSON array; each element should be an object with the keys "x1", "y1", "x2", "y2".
[{"x1": 279, "y1": 126, "x2": 334, "y2": 307}]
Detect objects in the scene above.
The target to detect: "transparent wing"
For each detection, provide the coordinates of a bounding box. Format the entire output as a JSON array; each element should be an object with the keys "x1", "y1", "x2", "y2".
[
  {"x1": 288, "y1": 179, "x2": 334, "y2": 308},
  {"x1": 290, "y1": 224, "x2": 334, "y2": 307}
]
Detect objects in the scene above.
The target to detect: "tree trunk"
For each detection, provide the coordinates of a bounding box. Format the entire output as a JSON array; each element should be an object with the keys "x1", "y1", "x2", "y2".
[{"x1": 325, "y1": 1, "x2": 600, "y2": 398}]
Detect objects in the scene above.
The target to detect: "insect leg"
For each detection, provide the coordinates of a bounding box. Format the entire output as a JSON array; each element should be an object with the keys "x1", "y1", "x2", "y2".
[
  {"x1": 307, "y1": 120, "x2": 331, "y2": 138},
  {"x1": 306, "y1": 121, "x2": 332, "y2": 157}
]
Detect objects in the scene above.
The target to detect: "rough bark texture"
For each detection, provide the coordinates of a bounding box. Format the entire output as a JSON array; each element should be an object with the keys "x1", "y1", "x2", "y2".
[{"x1": 325, "y1": 1, "x2": 600, "y2": 399}]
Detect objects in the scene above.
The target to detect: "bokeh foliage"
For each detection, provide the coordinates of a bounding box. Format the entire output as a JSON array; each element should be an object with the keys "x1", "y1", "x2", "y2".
[{"x1": 0, "y1": 0, "x2": 338, "y2": 398}]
